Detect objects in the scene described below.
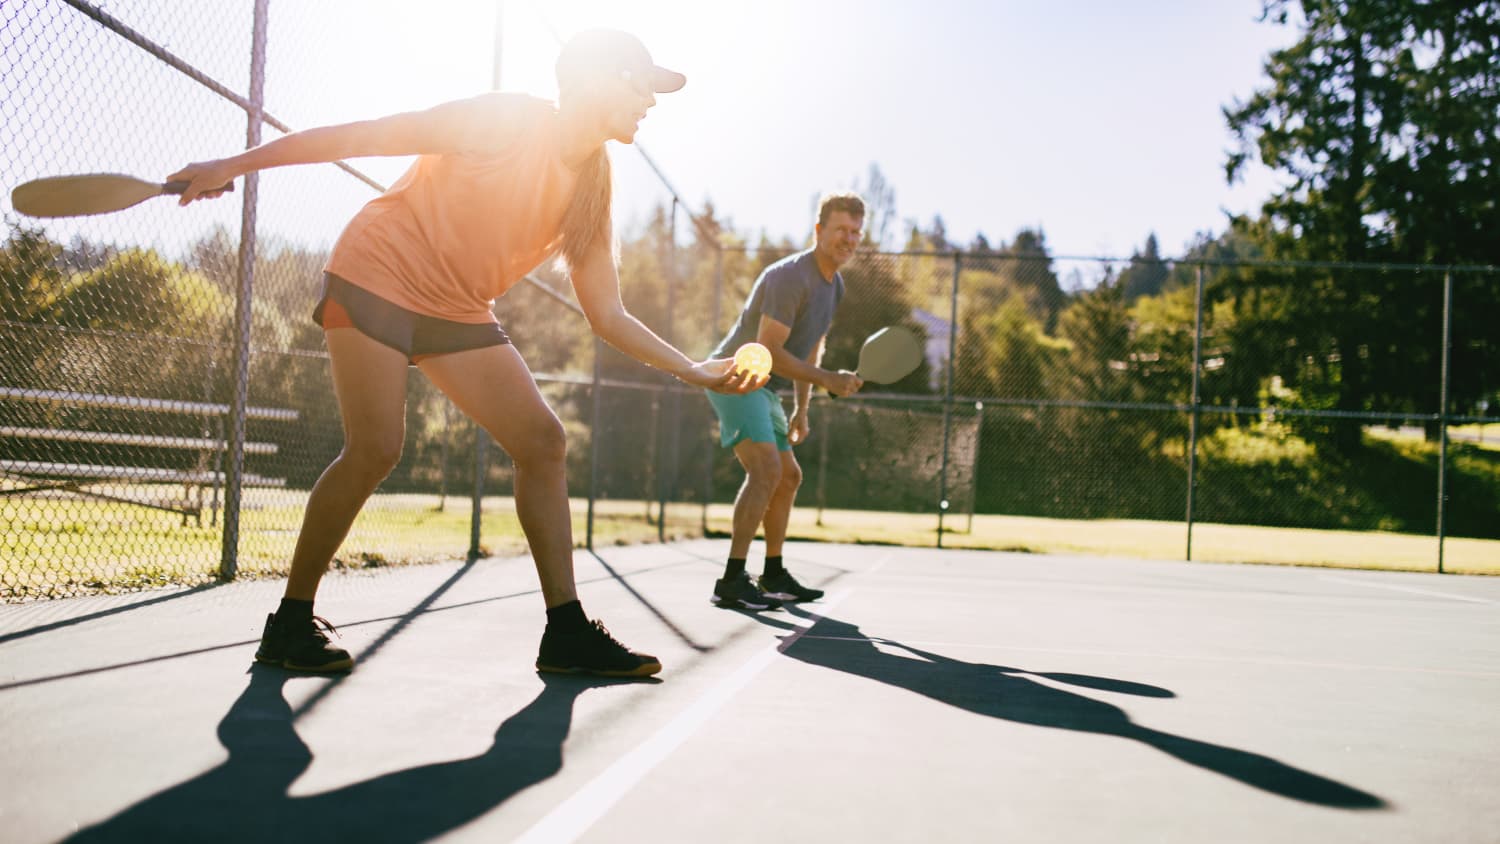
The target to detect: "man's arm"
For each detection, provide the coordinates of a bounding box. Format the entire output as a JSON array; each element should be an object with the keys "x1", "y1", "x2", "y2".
[
  {"x1": 755, "y1": 316, "x2": 860, "y2": 396},
  {"x1": 793, "y1": 335, "x2": 825, "y2": 412}
]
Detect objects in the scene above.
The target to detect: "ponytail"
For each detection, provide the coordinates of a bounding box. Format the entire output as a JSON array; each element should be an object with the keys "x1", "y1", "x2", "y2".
[{"x1": 557, "y1": 146, "x2": 613, "y2": 273}]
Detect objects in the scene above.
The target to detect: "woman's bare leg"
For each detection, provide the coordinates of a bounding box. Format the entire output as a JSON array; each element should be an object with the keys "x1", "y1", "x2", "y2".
[
  {"x1": 418, "y1": 344, "x2": 577, "y2": 608},
  {"x1": 283, "y1": 328, "x2": 410, "y2": 601}
]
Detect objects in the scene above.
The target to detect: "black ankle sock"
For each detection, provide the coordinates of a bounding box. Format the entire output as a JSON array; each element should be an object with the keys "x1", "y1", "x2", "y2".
[
  {"x1": 723, "y1": 557, "x2": 747, "y2": 579},
  {"x1": 278, "y1": 597, "x2": 314, "y2": 620},
  {"x1": 546, "y1": 600, "x2": 589, "y2": 631},
  {"x1": 764, "y1": 556, "x2": 785, "y2": 576}
]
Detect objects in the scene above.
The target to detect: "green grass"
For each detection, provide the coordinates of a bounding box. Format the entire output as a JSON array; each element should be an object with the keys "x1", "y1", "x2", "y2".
[
  {"x1": 5, "y1": 479, "x2": 1497, "y2": 601},
  {"x1": 1368, "y1": 423, "x2": 1500, "y2": 452},
  {"x1": 708, "y1": 506, "x2": 1494, "y2": 578},
  {"x1": 705, "y1": 505, "x2": 1497, "y2": 576},
  {"x1": 1, "y1": 490, "x2": 706, "y2": 600}
]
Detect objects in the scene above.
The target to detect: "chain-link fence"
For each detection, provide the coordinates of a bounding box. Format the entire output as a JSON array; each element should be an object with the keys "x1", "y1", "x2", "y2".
[
  {"x1": 4, "y1": 1, "x2": 1498, "y2": 600},
  {"x1": 715, "y1": 249, "x2": 1498, "y2": 573}
]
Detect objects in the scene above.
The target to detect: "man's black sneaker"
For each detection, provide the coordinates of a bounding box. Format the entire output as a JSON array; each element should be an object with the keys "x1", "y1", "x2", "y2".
[
  {"x1": 711, "y1": 572, "x2": 783, "y2": 610},
  {"x1": 536, "y1": 619, "x2": 662, "y2": 678},
  {"x1": 758, "y1": 569, "x2": 825, "y2": 602},
  {"x1": 254, "y1": 612, "x2": 354, "y2": 673}
]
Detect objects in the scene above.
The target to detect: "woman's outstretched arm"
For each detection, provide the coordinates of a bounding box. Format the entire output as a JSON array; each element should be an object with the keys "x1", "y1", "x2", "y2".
[{"x1": 168, "y1": 93, "x2": 524, "y2": 203}]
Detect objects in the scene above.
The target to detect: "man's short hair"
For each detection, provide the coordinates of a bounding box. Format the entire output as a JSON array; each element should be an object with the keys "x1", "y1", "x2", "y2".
[{"x1": 817, "y1": 192, "x2": 865, "y2": 227}]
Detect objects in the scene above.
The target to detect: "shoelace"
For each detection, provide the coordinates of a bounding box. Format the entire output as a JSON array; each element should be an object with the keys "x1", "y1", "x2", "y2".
[
  {"x1": 587, "y1": 620, "x2": 626, "y2": 649},
  {"x1": 305, "y1": 615, "x2": 341, "y2": 642}
]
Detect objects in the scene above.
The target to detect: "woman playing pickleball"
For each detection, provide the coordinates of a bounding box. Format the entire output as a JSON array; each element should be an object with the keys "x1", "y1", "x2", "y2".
[{"x1": 170, "y1": 30, "x2": 763, "y2": 678}]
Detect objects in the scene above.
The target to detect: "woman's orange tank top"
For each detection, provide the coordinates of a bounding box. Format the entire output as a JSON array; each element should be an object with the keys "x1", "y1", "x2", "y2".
[{"x1": 325, "y1": 95, "x2": 576, "y2": 324}]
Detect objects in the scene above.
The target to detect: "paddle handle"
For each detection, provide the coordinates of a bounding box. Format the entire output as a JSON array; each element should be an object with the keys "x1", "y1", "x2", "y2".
[
  {"x1": 163, "y1": 180, "x2": 234, "y2": 195},
  {"x1": 825, "y1": 369, "x2": 864, "y2": 399}
]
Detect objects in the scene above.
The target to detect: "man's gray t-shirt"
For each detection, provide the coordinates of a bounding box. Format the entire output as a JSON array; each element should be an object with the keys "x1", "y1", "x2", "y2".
[{"x1": 712, "y1": 250, "x2": 845, "y2": 392}]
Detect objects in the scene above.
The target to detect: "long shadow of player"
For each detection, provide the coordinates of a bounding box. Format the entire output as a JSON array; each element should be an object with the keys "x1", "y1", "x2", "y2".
[
  {"x1": 64, "y1": 665, "x2": 648, "y2": 843},
  {"x1": 757, "y1": 611, "x2": 1385, "y2": 810}
]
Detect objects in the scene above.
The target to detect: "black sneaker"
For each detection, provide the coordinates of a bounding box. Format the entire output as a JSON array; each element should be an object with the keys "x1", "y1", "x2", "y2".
[
  {"x1": 758, "y1": 569, "x2": 825, "y2": 602},
  {"x1": 536, "y1": 619, "x2": 662, "y2": 678},
  {"x1": 711, "y1": 572, "x2": 783, "y2": 610},
  {"x1": 254, "y1": 612, "x2": 354, "y2": 673}
]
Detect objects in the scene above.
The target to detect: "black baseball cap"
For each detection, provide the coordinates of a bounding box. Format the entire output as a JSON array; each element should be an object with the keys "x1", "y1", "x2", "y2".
[{"x1": 555, "y1": 29, "x2": 686, "y2": 94}]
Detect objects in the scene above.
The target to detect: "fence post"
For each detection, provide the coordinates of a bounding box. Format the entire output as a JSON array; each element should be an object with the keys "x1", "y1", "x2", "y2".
[
  {"x1": 968, "y1": 400, "x2": 983, "y2": 533},
  {"x1": 936, "y1": 252, "x2": 961, "y2": 548},
  {"x1": 467, "y1": 425, "x2": 487, "y2": 562},
  {"x1": 218, "y1": 0, "x2": 268, "y2": 582},
  {"x1": 646, "y1": 392, "x2": 660, "y2": 526},
  {"x1": 1185, "y1": 264, "x2": 1205, "y2": 561},
  {"x1": 491, "y1": 0, "x2": 504, "y2": 89},
  {"x1": 1436, "y1": 270, "x2": 1453, "y2": 574},
  {"x1": 438, "y1": 401, "x2": 451, "y2": 512},
  {"x1": 587, "y1": 338, "x2": 603, "y2": 550},
  {"x1": 816, "y1": 401, "x2": 831, "y2": 526},
  {"x1": 702, "y1": 247, "x2": 723, "y2": 533},
  {"x1": 658, "y1": 199, "x2": 680, "y2": 541}
]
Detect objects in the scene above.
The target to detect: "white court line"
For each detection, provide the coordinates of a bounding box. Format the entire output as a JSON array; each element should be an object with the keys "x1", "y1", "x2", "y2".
[
  {"x1": 795, "y1": 635, "x2": 1500, "y2": 679},
  {"x1": 512, "y1": 588, "x2": 858, "y2": 844},
  {"x1": 1321, "y1": 575, "x2": 1497, "y2": 605}
]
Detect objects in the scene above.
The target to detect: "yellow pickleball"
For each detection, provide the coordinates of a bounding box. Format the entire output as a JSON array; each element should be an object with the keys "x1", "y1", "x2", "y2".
[{"x1": 733, "y1": 342, "x2": 773, "y2": 379}]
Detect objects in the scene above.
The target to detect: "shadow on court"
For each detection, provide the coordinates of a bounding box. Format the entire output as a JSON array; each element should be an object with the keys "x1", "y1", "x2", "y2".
[
  {"x1": 62, "y1": 666, "x2": 649, "y2": 843},
  {"x1": 757, "y1": 610, "x2": 1387, "y2": 810}
]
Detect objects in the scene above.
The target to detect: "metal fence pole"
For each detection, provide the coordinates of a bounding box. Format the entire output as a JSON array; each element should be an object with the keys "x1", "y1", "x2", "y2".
[
  {"x1": 468, "y1": 426, "x2": 488, "y2": 562},
  {"x1": 218, "y1": 0, "x2": 268, "y2": 582},
  {"x1": 657, "y1": 199, "x2": 680, "y2": 541},
  {"x1": 646, "y1": 392, "x2": 660, "y2": 525},
  {"x1": 438, "y1": 401, "x2": 451, "y2": 512},
  {"x1": 816, "y1": 401, "x2": 830, "y2": 526},
  {"x1": 702, "y1": 247, "x2": 723, "y2": 532},
  {"x1": 587, "y1": 338, "x2": 603, "y2": 550},
  {"x1": 968, "y1": 400, "x2": 983, "y2": 533},
  {"x1": 1185, "y1": 264, "x2": 1205, "y2": 561},
  {"x1": 491, "y1": 0, "x2": 504, "y2": 90},
  {"x1": 936, "y1": 252, "x2": 961, "y2": 547},
  {"x1": 1436, "y1": 270, "x2": 1453, "y2": 574}
]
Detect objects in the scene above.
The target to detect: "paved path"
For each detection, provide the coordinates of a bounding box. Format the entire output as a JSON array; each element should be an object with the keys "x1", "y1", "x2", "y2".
[{"x1": 3, "y1": 541, "x2": 1498, "y2": 843}]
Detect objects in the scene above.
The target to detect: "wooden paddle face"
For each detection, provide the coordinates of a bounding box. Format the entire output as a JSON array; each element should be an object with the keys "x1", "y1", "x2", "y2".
[
  {"x1": 11, "y1": 174, "x2": 167, "y2": 218},
  {"x1": 855, "y1": 326, "x2": 924, "y2": 384}
]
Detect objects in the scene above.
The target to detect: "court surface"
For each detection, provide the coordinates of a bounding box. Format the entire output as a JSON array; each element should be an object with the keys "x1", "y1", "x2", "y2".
[{"x1": 2, "y1": 540, "x2": 1498, "y2": 843}]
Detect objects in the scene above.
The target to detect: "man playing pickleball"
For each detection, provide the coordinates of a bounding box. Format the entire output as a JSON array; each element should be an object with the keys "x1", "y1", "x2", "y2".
[{"x1": 703, "y1": 192, "x2": 865, "y2": 609}]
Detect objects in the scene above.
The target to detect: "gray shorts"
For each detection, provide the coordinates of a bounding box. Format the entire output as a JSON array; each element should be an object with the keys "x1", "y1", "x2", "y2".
[{"x1": 313, "y1": 273, "x2": 509, "y2": 365}]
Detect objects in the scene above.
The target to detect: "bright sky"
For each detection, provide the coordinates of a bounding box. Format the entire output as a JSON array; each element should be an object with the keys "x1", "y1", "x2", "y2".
[
  {"x1": 3, "y1": 0, "x2": 1297, "y2": 260},
  {"x1": 506, "y1": 0, "x2": 1298, "y2": 256}
]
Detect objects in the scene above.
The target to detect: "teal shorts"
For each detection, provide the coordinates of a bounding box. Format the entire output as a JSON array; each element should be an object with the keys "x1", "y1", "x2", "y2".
[{"x1": 704, "y1": 388, "x2": 790, "y2": 451}]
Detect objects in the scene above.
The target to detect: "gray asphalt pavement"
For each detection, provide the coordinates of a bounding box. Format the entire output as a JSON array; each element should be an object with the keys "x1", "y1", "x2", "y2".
[{"x1": 3, "y1": 541, "x2": 1498, "y2": 843}]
